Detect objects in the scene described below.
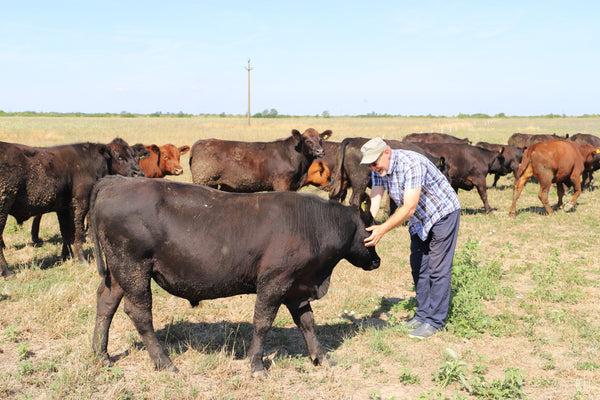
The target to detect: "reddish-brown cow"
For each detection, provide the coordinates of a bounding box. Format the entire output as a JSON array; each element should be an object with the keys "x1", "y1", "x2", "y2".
[
  {"x1": 303, "y1": 141, "x2": 340, "y2": 189},
  {"x1": 305, "y1": 161, "x2": 331, "y2": 188},
  {"x1": 509, "y1": 140, "x2": 600, "y2": 216},
  {"x1": 139, "y1": 143, "x2": 190, "y2": 178}
]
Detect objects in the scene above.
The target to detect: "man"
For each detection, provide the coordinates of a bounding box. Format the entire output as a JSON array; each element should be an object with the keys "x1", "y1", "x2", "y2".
[{"x1": 361, "y1": 137, "x2": 460, "y2": 339}]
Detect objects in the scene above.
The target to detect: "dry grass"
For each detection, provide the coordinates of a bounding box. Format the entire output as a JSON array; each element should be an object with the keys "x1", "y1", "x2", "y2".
[{"x1": 1, "y1": 116, "x2": 600, "y2": 399}]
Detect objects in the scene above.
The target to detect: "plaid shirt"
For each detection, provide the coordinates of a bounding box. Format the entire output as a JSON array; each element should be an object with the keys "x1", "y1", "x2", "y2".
[{"x1": 372, "y1": 149, "x2": 460, "y2": 240}]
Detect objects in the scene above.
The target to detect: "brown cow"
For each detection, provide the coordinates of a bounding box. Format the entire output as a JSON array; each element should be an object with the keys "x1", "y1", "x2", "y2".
[
  {"x1": 507, "y1": 133, "x2": 567, "y2": 148},
  {"x1": 509, "y1": 140, "x2": 600, "y2": 217},
  {"x1": 402, "y1": 132, "x2": 470, "y2": 144},
  {"x1": 139, "y1": 143, "x2": 190, "y2": 178},
  {"x1": 189, "y1": 129, "x2": 331, "y2": 192},
  {"x1": 303, "y1": 141, "x2": 340, "y2": 189}
]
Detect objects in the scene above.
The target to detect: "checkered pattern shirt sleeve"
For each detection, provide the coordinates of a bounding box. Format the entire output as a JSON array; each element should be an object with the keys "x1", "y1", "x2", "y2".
[{"x1": 371, "y1": 150, "x2": 460, "y2": 240}]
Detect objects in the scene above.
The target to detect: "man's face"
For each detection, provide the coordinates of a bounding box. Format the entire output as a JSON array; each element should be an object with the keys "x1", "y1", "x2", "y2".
[{"x1": 369, "y1": 149, "x2": 391, "y2": 176}]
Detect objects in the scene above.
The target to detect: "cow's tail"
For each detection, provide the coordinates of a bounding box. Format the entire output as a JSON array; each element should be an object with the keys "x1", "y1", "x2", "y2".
[
  {"x1": 515, "y1": 146, "x2": 534, "y2": 180},
  {"x1": 89, "y1": 181, "x2": 108, "y2": 278},
  {"x1": 322, "y1": 138, "x2": 349, "y2": 200}
]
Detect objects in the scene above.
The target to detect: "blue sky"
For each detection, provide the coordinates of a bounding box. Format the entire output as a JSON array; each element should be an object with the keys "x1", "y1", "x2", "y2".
[{"x1": 2, "y1": 1, "x2": 599, "y2": 116}]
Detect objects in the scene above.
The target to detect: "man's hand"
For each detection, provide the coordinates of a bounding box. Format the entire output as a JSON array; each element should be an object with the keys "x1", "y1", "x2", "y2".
[{"x1": 364, "y1": 224, "x2": 387, "y2": 247}]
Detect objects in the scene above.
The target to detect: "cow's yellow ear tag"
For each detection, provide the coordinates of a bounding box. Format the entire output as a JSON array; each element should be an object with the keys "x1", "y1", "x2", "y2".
[{"x1": 361, "y1": 200, "x2": 368, "y2": 213}]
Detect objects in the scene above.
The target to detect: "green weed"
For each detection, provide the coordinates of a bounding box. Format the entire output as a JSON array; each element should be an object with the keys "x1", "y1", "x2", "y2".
[
  {"x1": 447, "y1": 239, "x2": 504, "y2": 338},
  {"x1": 433, "y1": 348, "x2": 468, "y2": 389}
]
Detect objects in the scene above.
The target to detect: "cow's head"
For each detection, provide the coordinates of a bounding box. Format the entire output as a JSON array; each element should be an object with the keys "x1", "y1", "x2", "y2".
[
  {"x1": 346, "y1": 193, "x2": 381, "y2": 271},
  {"x1": 435, "y1": 156, "x2": 451, "y2": 183},
  {"x1": 489, "y1": 147, "x2": 510, "y2": 176},
  {"x1": 157, "y1": 144, "x2": 191, "y2": 176},
  {"x1": 105, "y1": 138, "x2": 145, "y2": 177},
  {"x1": 584, "y1": 147, "x2": 600, "y2": 169},
  {"x1": 292, "y1": 128, "x2": 331, "y2": 159}
]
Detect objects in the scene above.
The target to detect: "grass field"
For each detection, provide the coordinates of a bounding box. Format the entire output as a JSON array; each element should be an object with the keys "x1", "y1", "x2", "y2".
[{"x1": 1, "y1": 116, "x2": 599, "y2": 400}]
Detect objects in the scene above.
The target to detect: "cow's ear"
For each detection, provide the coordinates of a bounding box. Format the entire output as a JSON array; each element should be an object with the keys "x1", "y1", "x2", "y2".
[
  {"x1": 291, "y1": 129, "x2": 302, "y2": 142},
  {"x1": 134, "y1": 143, "x2": 151, "y2": 160},
  {"x1": 149, "y1": 144, "x2": 160, "y2": 156},
  {"x1": 179, "y1": 145, "x2": 190, "y2": 156},
  {"x1": 320, "y1": 130, "x2": 333, "y2": 141},
  {"x1": 358, "y1": 192, "x2": 372, "y2": 221},
  {"x1": 317, "y1": 160, "x2": 325, "y2": 173},
  {"x1": 98, "y1": 144, "x2": 111, "y2": 160}
]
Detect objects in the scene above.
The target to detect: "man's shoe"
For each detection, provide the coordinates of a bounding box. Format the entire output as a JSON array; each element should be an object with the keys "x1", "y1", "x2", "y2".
[
  {"x1": 408, "y1": 323, "x2": 439, "y2": 339},
  {"x1": 403, "y1": 318, "x2": 423, "y2": 330}
]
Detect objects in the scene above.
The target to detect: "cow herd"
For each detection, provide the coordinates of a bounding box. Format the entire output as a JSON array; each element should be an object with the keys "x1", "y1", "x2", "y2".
[{"x1": 1, "y1": 128, "x2": 600, "y2": 375}]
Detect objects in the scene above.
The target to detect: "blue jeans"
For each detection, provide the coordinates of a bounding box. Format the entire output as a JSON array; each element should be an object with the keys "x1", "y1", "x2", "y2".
[{"x1": 409, "y1": 209, "x2": 460, "y2": 329}]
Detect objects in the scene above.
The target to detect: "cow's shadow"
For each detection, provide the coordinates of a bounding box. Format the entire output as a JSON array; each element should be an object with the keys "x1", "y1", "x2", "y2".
[
  {"x1": 461, "y1": 207, "x2": 494, "y2": 215},
  {"x1": 511, "y1": 206, "x2": 554, "y2": 216},
  {"x1": 117, "y1": 297, "x2": 405, "y2": 365}
]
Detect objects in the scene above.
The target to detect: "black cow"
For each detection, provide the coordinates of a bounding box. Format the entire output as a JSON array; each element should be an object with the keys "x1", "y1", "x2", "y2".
[
  {"x1": 90, "y1": 176, "x2": 380, "y2": 376},
  {"x1": 28, "y1": 143, "x2": 149, "y2": 245},
  {"x1": 475, "y1": 142, "x2": 524, "y2": 187},
  {"x1": 569, "y1": 133, "x2": 600, "y2": 187},
  {"x1": 507, "y1": 133, "x2": 567, "y2": 148},
  {"x1": 189, "y1": 129, "x2": 331, "y2": 192},
  {"x1": 325, "y1": 137, "x2": 450, "y2": 208},
  {"x1": 0, "y1": 138, "x2": 143, "y2": 276},
  {"x1": 412, "y1": 143, "x2": 510, "y2": 214},
  {"x1": 402, "y1": 132, "x2": 470, "y2": 144}
]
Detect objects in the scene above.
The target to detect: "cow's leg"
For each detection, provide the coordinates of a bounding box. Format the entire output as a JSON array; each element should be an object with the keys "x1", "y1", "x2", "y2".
[
  {"x1": 285, "y1": 301, "x2": 330, "y2": 367},
  {"x1": 0, "y1": 213, "x2": 14, "y2": 277},
  {"x1": 537, "y1": 179, "x2": 554, "y2": 215},
  {"x1": 71, "y1": 196, "x2": 90, "y2": 265},
  {"x1": 30, "y1": 214, "x2": 42, "y2": 244},
  {"x1": 248, "y1": 292, "x2": 282, "y2": 377},
  {"x1": 475, "y1": 181, "x2": 492, "y2": 214},
  {"x1": 92, "y1": 276, "x2": 124, "y2": 362},
  {"x1": 556, "y1": 183, "x2": 565, "y2": 209},
  {"x1": 509, "y1": 165, "x2": 533, "y2": 217},
  {"x1": 564, "y1": 174, "x2": 583, "y2": 212},
  {"x1": 492, "y1": 173, "x2": 500, "y2": 188},
  {"x1": 121, "y1": 280, "x2": 176, "y2": 371},
  {"x1": 0, "y1": 196, "x2": 16, "y2": 276},
  {"x1": 56, "y1": 210, "x2": 75, "y2": 260}
]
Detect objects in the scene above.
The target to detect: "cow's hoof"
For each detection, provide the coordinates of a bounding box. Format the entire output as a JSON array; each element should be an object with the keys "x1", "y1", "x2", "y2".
[
  {"x1": 509, "y1": 212, "x2": 516, "y2": 218},
  {"x1": 1, "y1": 269, "x2": 15, "y2": 278},
  {"x1": 156, "y1": 363, "x2": 179, "y2": 373},
  {"x1": 563, "y1": 203, "x2": 574, "y2": 212},
  {"x1": 251, "y1": 369, "x2": 270, "y2": 379}
]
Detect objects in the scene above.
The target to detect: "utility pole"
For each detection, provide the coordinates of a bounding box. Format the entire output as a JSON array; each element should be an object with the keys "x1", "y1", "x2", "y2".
[{"x1": 245, "y1": 59, "x2": 252, "y2": 126}]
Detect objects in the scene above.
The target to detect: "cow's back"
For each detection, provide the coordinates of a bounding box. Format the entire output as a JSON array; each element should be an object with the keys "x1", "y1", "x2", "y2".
[
  {"x1": 190, "y1": 139, "x2": 280, "y2": 192},
  {"x1": 402, "y1": 132, "x2": 470, "y2": 144}
]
